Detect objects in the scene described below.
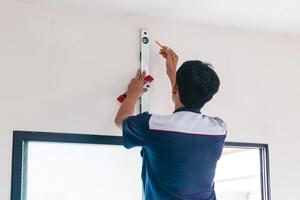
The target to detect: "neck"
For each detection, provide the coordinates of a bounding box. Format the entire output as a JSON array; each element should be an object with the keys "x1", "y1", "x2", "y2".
[{"x1": 174, "y1": 102, "x2": 185, "y2": 110}]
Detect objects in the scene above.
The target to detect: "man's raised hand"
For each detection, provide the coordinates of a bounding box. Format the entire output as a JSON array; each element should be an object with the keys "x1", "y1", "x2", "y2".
[{"x1": 159, "y1": 46, "x2": 178, "y2": 87}]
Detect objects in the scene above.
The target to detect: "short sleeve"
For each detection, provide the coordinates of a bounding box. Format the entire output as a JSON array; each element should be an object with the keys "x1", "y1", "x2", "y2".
[{"x1": 122, "y1": 112, "x2": 152, "y2": 149}]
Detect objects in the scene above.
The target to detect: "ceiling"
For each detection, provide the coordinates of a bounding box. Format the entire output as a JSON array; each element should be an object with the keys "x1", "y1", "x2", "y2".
[{"x1": 13, "y1": 0, "x2": 300, "y2": 34}]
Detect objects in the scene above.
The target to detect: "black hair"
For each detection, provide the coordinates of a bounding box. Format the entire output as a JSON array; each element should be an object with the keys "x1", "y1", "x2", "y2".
[{"x1": 176, "y1": 60, "x2": 220, "y2": 109}]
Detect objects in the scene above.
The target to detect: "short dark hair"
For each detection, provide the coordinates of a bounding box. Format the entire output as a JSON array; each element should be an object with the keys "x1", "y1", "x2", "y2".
[{"x1": 176, "y1": 60, "x2": 220, "y2": 109}]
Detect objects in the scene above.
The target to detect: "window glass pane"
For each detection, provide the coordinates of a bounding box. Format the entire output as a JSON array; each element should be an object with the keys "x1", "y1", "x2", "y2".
[
  {"x1": 215, "y1": 148, "x2": 262, "y2": 200},
  {"x1": 26, "y1": 141, "x2": 142, "y2": 200}
]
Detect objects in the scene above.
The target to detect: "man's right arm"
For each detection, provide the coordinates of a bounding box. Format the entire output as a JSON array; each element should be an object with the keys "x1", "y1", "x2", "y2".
[{"x1": 159, "y1": 46, "x2": 178, "y2": 88}]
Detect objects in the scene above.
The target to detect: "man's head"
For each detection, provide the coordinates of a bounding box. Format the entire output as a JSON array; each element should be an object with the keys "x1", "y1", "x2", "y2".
[{"x1": 172, "y1": 60, "x2": 220, "y2": 110}]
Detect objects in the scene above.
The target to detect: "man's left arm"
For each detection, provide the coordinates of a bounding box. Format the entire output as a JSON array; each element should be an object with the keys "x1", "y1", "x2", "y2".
[
  {"x1": 114, "y1": 69, "x2": 147, "y2": 127},
  {"x1": 114, "y1": 70, "x2": 152, "y2": 148}
]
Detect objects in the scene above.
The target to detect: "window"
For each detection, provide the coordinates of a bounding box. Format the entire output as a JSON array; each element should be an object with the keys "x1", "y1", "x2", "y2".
[
  {"x1": 215, "y1": 146, "x2": 269, "y2": 200},
  {"x1": 11, "y1": 131, "x2": 271, "y2": 200}
]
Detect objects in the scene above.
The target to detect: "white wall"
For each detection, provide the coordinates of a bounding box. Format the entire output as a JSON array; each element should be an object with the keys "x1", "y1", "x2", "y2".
[{"x1": 1, "y1": 1, "x2": 300, "y2": 199}]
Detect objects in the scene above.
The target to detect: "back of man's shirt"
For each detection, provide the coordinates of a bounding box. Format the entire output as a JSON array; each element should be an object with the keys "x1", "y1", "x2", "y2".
[{"x1": 122, "y1": 107, "x2": 227, "y2": 200}]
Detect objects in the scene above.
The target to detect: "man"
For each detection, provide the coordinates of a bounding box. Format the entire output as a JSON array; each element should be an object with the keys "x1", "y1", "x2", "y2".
[{"x1": 115, "y1": 46, "x2": 227, "y2": 200}]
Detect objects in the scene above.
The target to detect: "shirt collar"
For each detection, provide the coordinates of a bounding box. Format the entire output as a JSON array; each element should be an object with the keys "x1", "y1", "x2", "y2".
[{"x1": 173, "y1": 107, "x2": 201, "y2": 114}]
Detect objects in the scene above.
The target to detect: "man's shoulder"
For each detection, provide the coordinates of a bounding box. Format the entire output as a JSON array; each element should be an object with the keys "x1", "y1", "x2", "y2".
[
  {"x1": 125, "y1": 112, "x2": 152, "y2": 122},
  {"x1": 149, "y1": 112, "x2": 227, "y2": 136},
  {"x1": 149, "y1": 112, "x2": 226, "y2": 126},
  {"x1": 202, "y1": 115, "x2": 227, "y2": 130}
]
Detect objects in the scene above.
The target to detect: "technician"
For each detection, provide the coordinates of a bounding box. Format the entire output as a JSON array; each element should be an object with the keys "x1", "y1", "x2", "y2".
[{"x1": 115, "y1": 46, "x2": 227, "y2": 200}]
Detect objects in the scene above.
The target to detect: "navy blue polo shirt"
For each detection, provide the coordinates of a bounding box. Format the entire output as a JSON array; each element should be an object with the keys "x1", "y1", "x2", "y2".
[{"x1": 122, "y1": 107, "x2": 227, "y2": 200}]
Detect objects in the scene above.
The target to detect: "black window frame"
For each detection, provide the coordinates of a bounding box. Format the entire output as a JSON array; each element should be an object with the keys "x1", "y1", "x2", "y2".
[{"x1": 11, "y1": 130, "x2": 271, "y2": 200}]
